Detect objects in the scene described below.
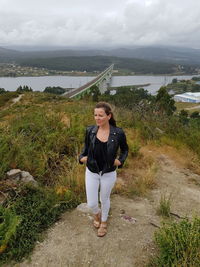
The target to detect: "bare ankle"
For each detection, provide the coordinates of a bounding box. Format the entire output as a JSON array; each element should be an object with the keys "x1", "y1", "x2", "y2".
[{"x1": 94, "y1": 213, "x2": 100, "y2": 220}]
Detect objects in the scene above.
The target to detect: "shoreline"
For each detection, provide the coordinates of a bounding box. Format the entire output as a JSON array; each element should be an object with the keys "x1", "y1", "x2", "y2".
[
  {"x1": 110, "y1": 83, "x2": 151, "y2": 89},
  {"x1": 0, "y1": 72, "x2": 199, "y2": 78}
]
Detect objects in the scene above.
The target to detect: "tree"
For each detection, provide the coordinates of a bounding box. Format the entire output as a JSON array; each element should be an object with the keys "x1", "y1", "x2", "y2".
[
  {"x1": 104, "y1": 90, "x2": 110, "y2": 95},
  {"x1": 0, "y1": 88, "x2": 6, "y2": 94},
  {"x1": 172, "y1": 78, "x2": 177, "y2": 84},
  {"x1": 90, "y1": 85, "x2": 101, "y2": 102},
  {"x1": 190, "y1": 111, "x2": 200, "y2": 119},
  {"x1": 16, "y1": 85, "x2": 33, "y2": 92},
  {"x1": 179, "y1": 109, "x2": 189, "y2": 125},
  {"x1": 44, "y1": 86, "x2": 66, "y2": 95},
  {"x1": 192, "y1": 76, "x2": 200, "y2": 81},
  {"x1": 101, "y1": 86, "x2": 152, "y2": 110},
  {"x1": 155, "y1": 86, "x2": 176, "y2": 116}
]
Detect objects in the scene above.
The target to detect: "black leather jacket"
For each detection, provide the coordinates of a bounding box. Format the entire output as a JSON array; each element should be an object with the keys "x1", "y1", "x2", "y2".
[{"x1": 79, "y1": 125, "x2": 128, "y2": 175}]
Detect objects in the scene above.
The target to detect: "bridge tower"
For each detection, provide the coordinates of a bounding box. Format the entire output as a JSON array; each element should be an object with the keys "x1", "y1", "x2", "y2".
[{"x1": 96, "y1": 68, "x2": 113, "y2": 94}]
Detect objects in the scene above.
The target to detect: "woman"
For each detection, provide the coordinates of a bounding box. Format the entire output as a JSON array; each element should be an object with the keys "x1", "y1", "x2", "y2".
[{"x1": 79, "y1": 102, "x2": 128, "y2": 237}]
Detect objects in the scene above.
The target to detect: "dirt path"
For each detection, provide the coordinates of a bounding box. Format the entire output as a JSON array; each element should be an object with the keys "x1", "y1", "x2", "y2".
[
  {"x1": 15, "y1": 151, "x2": 200, "y2": 267},
  {"x1": 11, "y1": 94, "x2": 24, "y2": 106},
  {"x1": 185, "y1": 104, "x2": 200, "y2": 110},
  {"x1": 1, "y1": 94, "x2": 24, "y2": 112}
]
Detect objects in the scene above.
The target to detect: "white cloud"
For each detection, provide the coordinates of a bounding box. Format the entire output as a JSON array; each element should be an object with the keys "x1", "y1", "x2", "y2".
[{"x1": 0, "y1": 0, "x2": 200, "y2": 48}]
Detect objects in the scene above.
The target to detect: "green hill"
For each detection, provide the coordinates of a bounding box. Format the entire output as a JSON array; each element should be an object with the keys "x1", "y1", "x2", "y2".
[
  {"x1": 19, "y1": 55, "x2": 177, "y2": 74},
  {"x1": 0, "y1": 89, "x2": 200, "y2": 265}
]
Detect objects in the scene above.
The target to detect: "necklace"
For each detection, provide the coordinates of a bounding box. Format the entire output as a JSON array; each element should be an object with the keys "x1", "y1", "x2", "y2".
[{"x1": 97, "y1": 128, "x2": 110, "y2": 142}]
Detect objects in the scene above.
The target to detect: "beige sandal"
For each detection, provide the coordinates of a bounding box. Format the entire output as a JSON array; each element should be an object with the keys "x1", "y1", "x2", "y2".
[
  {"x1": 93, "y1": 212, "x2": 101, "y2": 229},
  {"x1": 97, "y1": 223, "x2": 107, "y2": 237}
]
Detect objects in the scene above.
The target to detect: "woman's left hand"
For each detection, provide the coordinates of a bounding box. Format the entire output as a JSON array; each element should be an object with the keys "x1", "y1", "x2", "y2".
[{"x1": 114, "y1": 159, "x2": 121, "y2": 166}]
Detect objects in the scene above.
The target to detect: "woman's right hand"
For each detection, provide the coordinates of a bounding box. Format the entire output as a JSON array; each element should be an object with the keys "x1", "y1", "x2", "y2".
[
  {"x1": 114, "y1": 159, "x2": 121, "y2": 166},
  {"x1": 80, "y1": 156, "x2": 88, "y2": 164}
]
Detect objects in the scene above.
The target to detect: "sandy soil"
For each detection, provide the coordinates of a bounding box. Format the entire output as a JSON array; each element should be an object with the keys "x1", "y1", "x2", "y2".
[
  {"x1": 13, "y1": 150, "x2": 200, "y2": 267},
  {"x1": 12, "y1": 95, "x2": 23, "y2": 104},
  {"x1": 11, "y1": 94, "x2": 24, "y2": 105}
]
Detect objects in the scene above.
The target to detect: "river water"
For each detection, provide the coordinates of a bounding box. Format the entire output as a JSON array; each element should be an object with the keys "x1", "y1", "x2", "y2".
[{"x1": 0, "y1": 74, "x2": 199, "y2": 95}]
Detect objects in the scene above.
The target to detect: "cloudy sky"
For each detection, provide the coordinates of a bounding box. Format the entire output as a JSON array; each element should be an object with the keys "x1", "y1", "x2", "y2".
[{"x1": 0, "y1": 0, "x2": 200, "y2": 48}]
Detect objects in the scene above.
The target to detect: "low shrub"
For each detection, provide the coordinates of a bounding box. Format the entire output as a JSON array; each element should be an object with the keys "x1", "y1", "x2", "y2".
[
  {"x1": 0, "y1": 108, "x2": 82, "y2": 182},
  {"x1": 150, "y1": 217, "x2": 200, "y2": 266},
  {"x1": 0, "y1": 206, "x2": 21, "y2": 255},
  {"x1": 0, "y1": 92, "x2": 19, "y2": 107},
  {"x1": 130, "y1": 161, "x2": 157, "y2": 196},
  {"x1": 0, "y1": 184, "x2": 80, "y2": 264},
  {"x1": 128, "y1": 139, "x2": 141, "y2": 157},
  {"x1": 116, "y1": 155, "x2": 158, "y2": 197},
  {"x1": 157, "y1": 193, "x2": 172, "y2": 217}
]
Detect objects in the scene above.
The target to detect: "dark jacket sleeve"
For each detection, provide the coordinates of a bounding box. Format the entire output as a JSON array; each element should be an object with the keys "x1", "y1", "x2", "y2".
[
  {"x1": 79, "y1": 127, "x2": 90, "y2": 164},
  {"x1": 118, "y1": 129, "x2": 128, "y2": 168}
]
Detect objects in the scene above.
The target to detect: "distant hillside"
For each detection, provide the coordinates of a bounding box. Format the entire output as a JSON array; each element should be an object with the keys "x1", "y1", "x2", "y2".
[
  {"x1": 1, "y1": 45, "x2": 200, "y2": 74},
  {"x1": 0, "y1": 47, "x2": 22, "y2": 62},
  {"x1": 0, "y1": 46, "x2": 109, "y2": 61},
  {"x1": 108, "y1": 46, "x2": 200, "y2": 65},
  {"x1": 1, "y1": 45, "x2": 200, "y2": 65},
  {"x1": 19, "y1": 56, "x2": 177, "y2": 74}
]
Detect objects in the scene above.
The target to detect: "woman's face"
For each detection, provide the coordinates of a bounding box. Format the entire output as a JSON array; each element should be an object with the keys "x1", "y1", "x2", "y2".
[{"x1": 94, "y1": 108, "x2": 111, "y2": 127}]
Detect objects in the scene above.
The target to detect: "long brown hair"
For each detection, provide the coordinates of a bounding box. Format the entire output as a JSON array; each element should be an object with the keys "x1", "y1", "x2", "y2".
[{"x1": 95, "y1": 102, "x2": 116, "y2": 127}]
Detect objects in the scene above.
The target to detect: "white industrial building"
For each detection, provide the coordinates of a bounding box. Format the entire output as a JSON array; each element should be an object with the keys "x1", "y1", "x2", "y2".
[{"x1": 174, "y1": 92, "x2": 200, "y2": 103}]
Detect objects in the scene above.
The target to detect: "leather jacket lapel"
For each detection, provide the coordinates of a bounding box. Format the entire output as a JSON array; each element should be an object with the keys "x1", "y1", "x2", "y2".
[
  {"x1": 107, "y1": 125, "x2": 118, "y2": 168},
  {"x1": 91, "y1": 125, "x2": 98, "y2": 149}
]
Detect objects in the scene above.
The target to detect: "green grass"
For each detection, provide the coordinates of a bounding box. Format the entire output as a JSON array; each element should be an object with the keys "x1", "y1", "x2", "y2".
[
  {"x1": 0, "y1": 184, "x2": 80, "y2": 264},
  {"x1": 0, "y1": 206, "x2": 21, "y2": 254},
  {"x1": 0, "y1": 91, "x2": 19, "y2": 107},
  {"x1": 150, "y1": 217, "x2": 200, "y2": 267},
  {"x1": 0, "y1": 93, "x2": 93, "y2": 183},
  {"x1": 1, "y1": 90, "x2": 200, "y2": 265},
  {"x1": 157, "y1": 193, "x2": 172, "y2": 217},
  {"x1": 175, "y1": 102, "x2": 200, "y2": 112},
  {"x1": 0, "y1": 93, "x2": 93, "y2": 263}
]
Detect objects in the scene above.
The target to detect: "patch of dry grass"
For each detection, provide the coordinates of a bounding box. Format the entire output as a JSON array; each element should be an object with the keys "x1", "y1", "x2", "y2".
[
  {"x1": 156, "y1": 193, "x2": 172, "y2": 217},
  {"x1": 175, "y1": 102, "x2": 200, "y2": 112},
  {"x1": 57, "y1": 160, "x2": 86, "y2": 200},
  {"x1": 142, "y1": 140, "x2": 200, "y2": 175},
  {"x1": 115, "y1": 136, "x2": 200, "y2": 197},
  {"x1": 175, "y1": 101, "x2": 200, "y2": 115},
  {"x1": 114, "y1": 153, "x2": 158, "y2": 197}
]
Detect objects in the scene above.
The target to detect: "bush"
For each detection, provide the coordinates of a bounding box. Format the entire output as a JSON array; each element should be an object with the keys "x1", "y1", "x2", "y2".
[
  {"x1": 0, "y1": 206, "x2": 21, "y2": 254},
  {"x1": 156, "y1": 194, "x2": 172, "y2": 217},
  {"x1": 43, "y1": 86, "x2": 67, "y2": 95},
  {"x1": 16, "y1": 85, "x2": 33, "y2": 92},
  {"x1": 128, "y1": 139, "x2": 141, "y2": 157},
  {"x1": 0, "y1": 88, "x2": 6, "y2": 94},
  {"x1": 151, "y1": 217, "x2": 200, "y2": 266},
  {"x1": 0, "y1": 92, "x2": 19, "y2": 107},
  {"x1": 0, "y1": 185, "x2": 80, "y2": 264},
  {"x1": 0, "y1": 108, "x2": 81, "y2": 183}
]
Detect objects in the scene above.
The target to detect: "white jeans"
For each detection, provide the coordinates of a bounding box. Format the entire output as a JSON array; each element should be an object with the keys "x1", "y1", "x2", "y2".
[{"x1": 85, "y1": 167, "x2": 117, "y2": 222}]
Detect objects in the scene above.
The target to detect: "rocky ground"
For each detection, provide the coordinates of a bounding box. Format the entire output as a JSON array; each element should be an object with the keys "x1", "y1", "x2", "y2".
[{"x1": 12, "y1": 148, "x2": 200, "y2": 267}]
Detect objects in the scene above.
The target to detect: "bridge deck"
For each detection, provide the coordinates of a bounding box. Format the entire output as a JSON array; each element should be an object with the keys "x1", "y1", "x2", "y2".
[{"x1": 63, "y1": 64, "x2": 114, "y2": 98}]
